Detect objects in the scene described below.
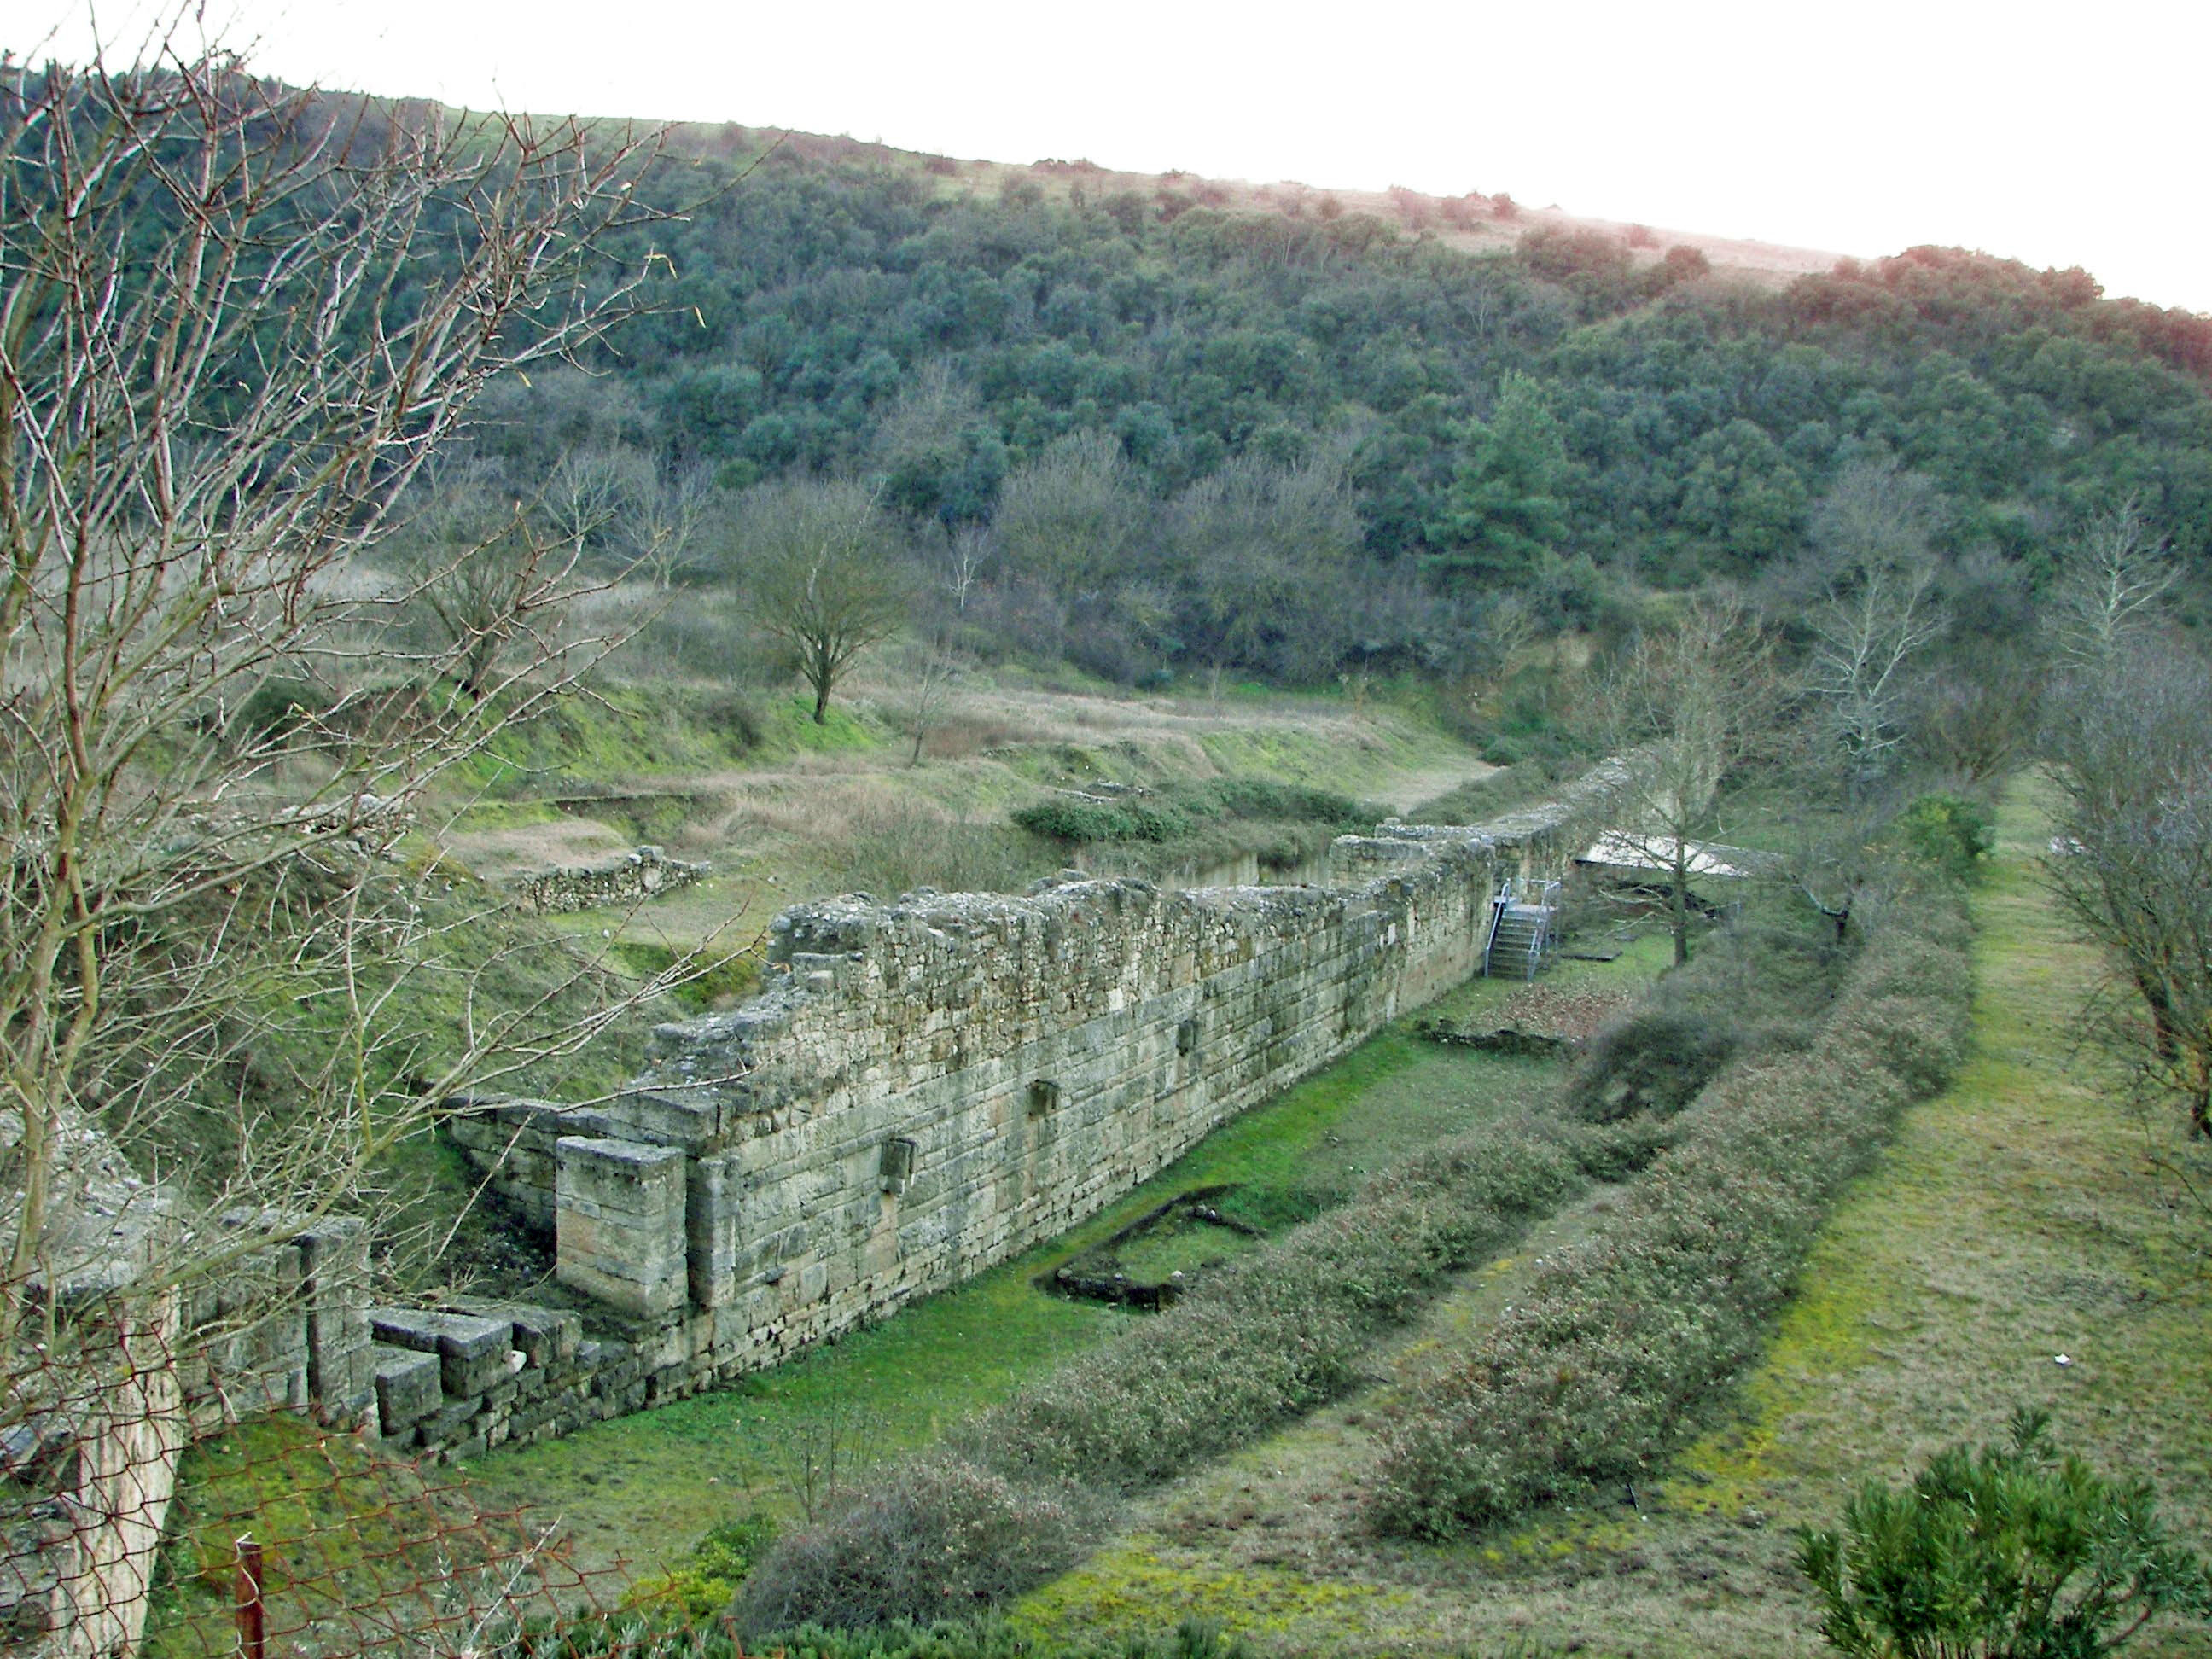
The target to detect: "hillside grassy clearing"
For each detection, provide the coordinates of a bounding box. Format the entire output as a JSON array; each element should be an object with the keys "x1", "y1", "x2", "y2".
[
  {"x1": 434, "y1": 676, "x2": 1494, "y2": 962},
  {"x1": 1007, "y1": 777, "x2": 2212, "y2": 1657}
]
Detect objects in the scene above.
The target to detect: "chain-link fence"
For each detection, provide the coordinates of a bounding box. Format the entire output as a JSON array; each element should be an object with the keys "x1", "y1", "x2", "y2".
[{"x1": 3, "y1": 1278, "x2": 661, "y2": 1659}]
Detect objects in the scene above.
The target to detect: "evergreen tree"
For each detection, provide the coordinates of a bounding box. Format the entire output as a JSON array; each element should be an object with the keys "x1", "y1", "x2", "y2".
[{"x1": 1425, "y1": 373, "x2": 1569, "y2": 588}]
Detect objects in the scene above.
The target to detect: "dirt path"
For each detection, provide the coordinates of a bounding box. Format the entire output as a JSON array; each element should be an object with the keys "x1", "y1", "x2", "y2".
[{"x1": 1371, "y1": 756, "x2": 1498, "y2": 817}]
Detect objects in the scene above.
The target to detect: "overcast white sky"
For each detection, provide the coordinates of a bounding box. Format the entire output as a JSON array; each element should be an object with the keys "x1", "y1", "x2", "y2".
[{"x1": 16, "y1": 1, "x2": 2209, "y2": 314}]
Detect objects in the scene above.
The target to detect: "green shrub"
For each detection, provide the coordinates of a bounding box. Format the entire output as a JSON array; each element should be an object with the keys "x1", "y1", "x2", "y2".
[
  {"x1": 956, "y1": 1116, "x2": 1604, "y2": 1496},
  {"x1": 1011, "y1": 778, "x2": 1368, "y2": 851},
  {"x1": 1011, "y1": 799, "x2": 1179, "y2": 845},
  {"x1": 1196, "y1": 778, "x2": 1366, "y2": 826},
  {"x1": 733, "y1": 1112, "x2": 1650, "y2": 1629},
  {"x1": 696, "y1": 686, "x2": 766, "y2": 751},
  {"x1": 1567, "y1": 1009, "x2": 1738, "y2": 1121},
  {"x1": 1890, "y1": 792, "x2": 1995, "y2": 882},
  {"x1": 1566, "y1": 922, "x2": 1845, "y2": 1123},
  {"x1": 621, "y1": 1512, "x2": 778, "y2": 1619},
  {"x1": 230, "y1": 674, "x2": 335, "y2": 746},
  {"x1": 1371, "y1": 899, "x2": 1975, "y2": 1539},
  {"x1": 733, "y1": 1458, "x2": 1091, "y2": 1636},
  {"x1": 1797, "y1": 1409, "x2": 2212, "y2": 1658}
]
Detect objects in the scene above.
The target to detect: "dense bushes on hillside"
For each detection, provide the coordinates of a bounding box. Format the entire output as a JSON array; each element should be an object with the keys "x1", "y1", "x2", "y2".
[
  {"x1": 392, "y1": 131, "x2": 2212, "y2": 690},
  {"x1": 36, "y1": 74, "x2": 2207, "y2": 698}
]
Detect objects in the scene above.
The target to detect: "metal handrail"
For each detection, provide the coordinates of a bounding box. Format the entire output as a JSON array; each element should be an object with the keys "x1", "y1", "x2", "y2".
[{"x1": 1491, "y1": 876, "x2": 1563, "y2": 980}]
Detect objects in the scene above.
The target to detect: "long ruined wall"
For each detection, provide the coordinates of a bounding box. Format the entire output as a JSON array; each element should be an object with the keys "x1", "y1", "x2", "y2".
[
  {"x1": 611, "y1": 847, "x2": 1494, "y2": 1359},
  {"x1": 419, "y1": 775, "x2": 1602, "y2": 1458}
]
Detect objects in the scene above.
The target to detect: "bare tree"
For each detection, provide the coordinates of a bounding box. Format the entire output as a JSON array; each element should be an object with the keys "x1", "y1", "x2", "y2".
[
  {"x1": 542, "y1": 444, "x2": 643, "y2": 568},
  {"x1": 736, "y1": 480, "x2": 911, "y2": 723},
  {"x1": 625, "y1": 457, "x2": 721, "y2": 589},
  {"x1": 1583, "y1": 593, "x2": 1780, "y2": 964},
  {"x1": 2044, "y1": 649, "x2": 2212, "y2": 1137},
  {"x1": 394, "y1": 460, "x2": 580, "y2": 700},
  {"x1": 1906, "y1": 649, "x2": 2043, "y2": 784},
  {"x1": 934, "y1": 521, "x2": 996, "y2": 615},
  {"x1": 885, "y1": 637, "x2": 963, "y2": 765},
  {"x1": 1805, "y1": 557, "x2": 1948, "y2": 793},
  {"x1": 994, "y1": 430, "x2": 1146, "y2": 602},
  {"x1": 2048, "y1": 500, "x2": 2182, "y2": 668},
  {"x1": 0, "y1": 41, "x2": 682, "y2": 1359},
  {"x1": 1803, "y1": 459, "x2": 1942, "y2": 585}
]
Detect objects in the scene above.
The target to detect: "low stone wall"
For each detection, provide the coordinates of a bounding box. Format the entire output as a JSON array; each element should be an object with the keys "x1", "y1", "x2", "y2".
[
  {"x1": 509, "y1": 845, "x2": 706, "y2": 915},
  {"x1": 179, "y1": 1214, "x2": 375, "y2": 1435}
]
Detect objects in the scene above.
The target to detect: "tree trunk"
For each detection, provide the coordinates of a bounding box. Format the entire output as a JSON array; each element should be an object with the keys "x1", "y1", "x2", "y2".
[
  {"x1": 1670, "y1": 858, "x2": 1691, "y2": 967},
  {"x1": 2135, "y1": 969, "x2": 2182, "y2": 1062}
]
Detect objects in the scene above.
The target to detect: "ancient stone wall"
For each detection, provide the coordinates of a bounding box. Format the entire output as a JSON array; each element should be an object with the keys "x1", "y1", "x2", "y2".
[
  {"x1": 419, "y1": 775, "x2": 1604, "y2": 1458},
  {"x1": 509, "y1": 845, "x2": 706, "y2": 915},
  {"x1": 591, "y1": 846, "x2": 1497, "y2": 1381}
]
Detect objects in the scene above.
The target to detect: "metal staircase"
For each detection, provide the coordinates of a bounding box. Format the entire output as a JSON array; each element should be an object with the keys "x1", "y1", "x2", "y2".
[{"x1": 1482, "y1": 877, "x2": 1561, "y2": 980}]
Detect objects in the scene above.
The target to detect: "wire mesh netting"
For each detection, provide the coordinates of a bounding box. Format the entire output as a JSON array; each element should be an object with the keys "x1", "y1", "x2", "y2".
[{"x1": 1, "y1": 1281, "x2": 676, "y2": 1659}]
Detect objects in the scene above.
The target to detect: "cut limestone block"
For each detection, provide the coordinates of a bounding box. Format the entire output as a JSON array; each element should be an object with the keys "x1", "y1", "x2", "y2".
[
  {"x1": 556, "y1": 1137, "x2": 686, "y2": 1320},
  {"x1": 367, "y1": 1308, "x2": 520, "y2": 1399},
  {"x1": 371, "y1": 1345, "x2": 442, "y2": 1436}
]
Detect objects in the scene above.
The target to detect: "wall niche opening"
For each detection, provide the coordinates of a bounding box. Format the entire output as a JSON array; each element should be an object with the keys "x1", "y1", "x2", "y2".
[
  {"x1": 1027, "y1": 1079, "x2": 1061, "y2": 1118},
  {"x1": 879, "y1": 1137, "x2": 917, "y2": 1194}
]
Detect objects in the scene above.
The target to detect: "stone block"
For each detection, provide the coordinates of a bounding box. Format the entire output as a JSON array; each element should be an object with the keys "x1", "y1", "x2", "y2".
[
  {"x1": 296, "y1": 1217, "x2": 375, "y2": 1426},
  {"x1": 368, "y1": 1308, "x2": 521, "y2": 1399},
  {"x1": 192, "y1": 1234, "x2": 309, "y2": 1419},
  {"x1": 425, "y1": 1398, "x2": 480, "y2": 1441},
  {"x1": 606, "y1": 1087, "x2": 721, "y2": 1151},
  {"x1": 371, "y1": 1345, "x2": 441, "y2": 1435},
  {"x1": 556, "y1": 1136, "x2": 688, "y2": 1321},
  {"x1": 459, "y1": 1301, "x2": 580, "y2": 1369},
  {"x1": 686, "y1": 1150, "x2": 744, "y2": 1309}
]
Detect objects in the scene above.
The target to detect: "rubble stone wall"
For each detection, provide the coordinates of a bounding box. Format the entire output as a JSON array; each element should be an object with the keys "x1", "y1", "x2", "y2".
[{"x1": 509, "y1": 845, "x2": 706, "y2": 915}]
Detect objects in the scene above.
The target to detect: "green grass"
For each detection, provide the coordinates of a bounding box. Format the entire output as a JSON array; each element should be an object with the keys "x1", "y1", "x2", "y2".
[
  {"x1": 1097, "y1": 1213, "x2": 1268, "y2": 1284},
  {"x1": 1662, "y1": 774, "x2": 2212, "y2": 1551},
  {"x1": 146, "y1": 1414, "x2": 552, "y2": 1659}
]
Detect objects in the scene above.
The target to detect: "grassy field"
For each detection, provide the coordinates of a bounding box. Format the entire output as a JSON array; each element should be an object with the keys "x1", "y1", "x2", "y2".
[
  {"x1": 1007, "y1": 778, "x2": 2212, "y2": 1656},
  {"x1": 453, "y1": 940, "x2": 1668, "y2": 1582}
]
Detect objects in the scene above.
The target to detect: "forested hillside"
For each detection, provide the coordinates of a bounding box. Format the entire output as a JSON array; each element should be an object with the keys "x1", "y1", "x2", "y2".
[{"x1": 396, "y1": 122, "x2": 2212, "y2": 689}]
